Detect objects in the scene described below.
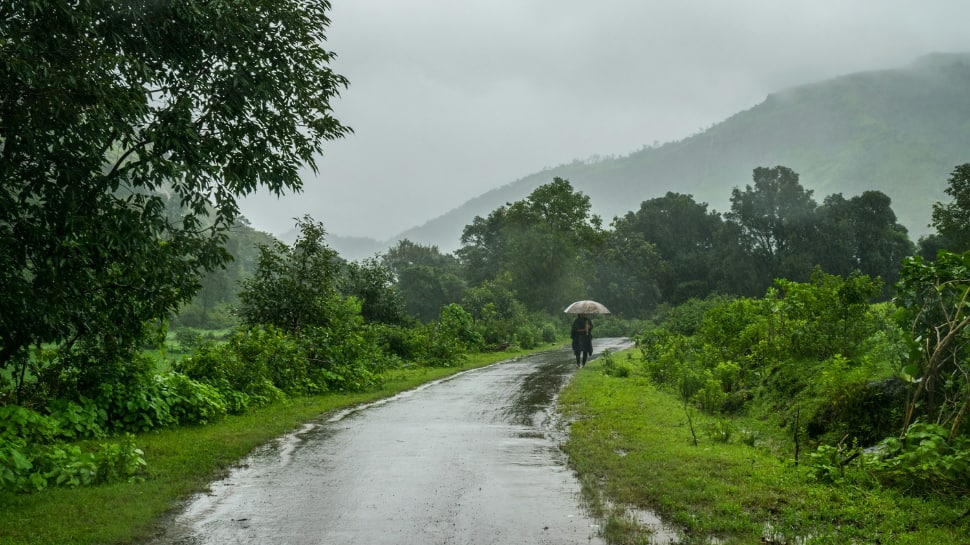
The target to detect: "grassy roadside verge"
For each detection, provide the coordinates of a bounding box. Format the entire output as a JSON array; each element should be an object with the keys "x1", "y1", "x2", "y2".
[
  {"x1": 558, "y1": 349, "x2": 970, "y2": 545},
  {"x1": 0, "y1": 346, "x2": 548, "y2": 545}
]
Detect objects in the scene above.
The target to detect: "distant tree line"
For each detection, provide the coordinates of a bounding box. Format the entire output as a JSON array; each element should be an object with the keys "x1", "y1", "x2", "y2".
[{"x1": 382, "y1": 165, "x2": 930, "y2": 322}]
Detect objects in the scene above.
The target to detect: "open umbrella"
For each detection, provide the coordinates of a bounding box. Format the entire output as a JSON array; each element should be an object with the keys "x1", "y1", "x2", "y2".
[{"x1": 563, "y1": 300, "x2": 610, "y2": 314}]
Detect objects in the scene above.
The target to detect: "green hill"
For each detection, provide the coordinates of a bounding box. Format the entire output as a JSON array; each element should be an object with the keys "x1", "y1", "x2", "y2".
[{"x1": 396, "y1": 53, "x2": 970, "y2": 251}]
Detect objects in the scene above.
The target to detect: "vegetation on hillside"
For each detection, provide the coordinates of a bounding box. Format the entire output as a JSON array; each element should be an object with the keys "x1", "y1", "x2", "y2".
[{"x1": 397, "y1": 53, "x2": 970, "y2": 252}]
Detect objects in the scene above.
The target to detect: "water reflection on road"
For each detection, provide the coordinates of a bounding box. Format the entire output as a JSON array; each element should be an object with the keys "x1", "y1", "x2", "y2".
[{"x1": 151, "y1": 338, "x2": 633, "y2": 545}]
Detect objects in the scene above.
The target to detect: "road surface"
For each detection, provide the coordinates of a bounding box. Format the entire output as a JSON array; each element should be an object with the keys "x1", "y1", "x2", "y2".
[{"x1": 151, "y1": 338, "x2": 633, "y2": 545}]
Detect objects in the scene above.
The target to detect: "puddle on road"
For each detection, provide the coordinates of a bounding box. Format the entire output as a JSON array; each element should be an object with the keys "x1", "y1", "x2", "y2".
[{"x1": 600, "y1": 501, "x2": 683, "y2": 544}]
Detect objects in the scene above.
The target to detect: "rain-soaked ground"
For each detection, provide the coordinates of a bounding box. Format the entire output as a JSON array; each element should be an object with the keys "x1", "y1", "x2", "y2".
[{"x1": 148, "y1": 338, "x2": 645, "y2": 545}]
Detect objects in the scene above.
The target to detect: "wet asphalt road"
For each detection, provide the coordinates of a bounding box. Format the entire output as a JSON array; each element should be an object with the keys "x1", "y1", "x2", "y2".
[{"x1": 152, "y1": 338, "x2": 633, "y2": 545}]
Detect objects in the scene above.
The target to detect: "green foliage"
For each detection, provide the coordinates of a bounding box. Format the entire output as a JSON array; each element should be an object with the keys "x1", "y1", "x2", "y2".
[
  {"x1": 46, "y1": 398, "x2": 107, "y2": 440},
  {"x1": 805, "y1": 441, "x2": 863, "y2": 484},
  {"x1": 775, "y1": 268, "x2": 884, "y2": 359},
  {"x1": 236, "y1": 216, "x2": 342, "y2": 334},
  {"x1": 930, "y1": 163, "x2": 970, "y2": 252},
  {"x1": 418, "y1": 304, "x2": 481, "y2": 366},
  {"x1": 382, "y1": 239, "x2": 466, "y2": 322},
  {"x1": 156, "y1": 373, "x2": 227, "y2": 425},
  {"x1": 460, "y1": 274, "x2": 529, "y2": 346},
  {"x1": 638, "y1": 270, "x2": 907, "y2": 448},
  {"x1": 95, "y1": 374, "x2": 177, "y2": 433},
  {"x1": 340, "y1": 258, "x2": 407, "y2": 325},
  {"x1": 0, "y1": 0, "x2": 349, "y2": 401},
  {"x1": 298, "y1": 299, "x2": 388, "y2": 392},
  {"x1": 599, "y1": 193, "x2": 750, "y2": 315},
  {"x1": 173, "y1": 328, "x2": 204, "y2": 353},
  {"x1": 658, "y1": 295, "x2": 734, "y2": 336},
  {"x1": 0, "y1": 405, "x2": 62, "y2": 445},
  {"x1": 458, "y1": 178, "x2": 603, "y2": 313},
  {"x1": 726, "y1": 165, "x2": 819, "y2": 284},
  {"x1": 702, "y1": 418, "x2": 734, "y2": 443},
  {"x1": 93, "y1": 434, "x2": 147, "y2": 486},
  {"x1": 868, "y1": 422, "x2": 970, "y2": 496},
  {"x1": 177, "y1": 329, "x2": 293, "y2": 402},
  {"x1": 815, "y1": 191, "x2": 914, "y2": 292},
  {"x1": 0, "y1": 401, "x2": 147, "y2": 493},
  {"x1": 895, "y1": 251, "x2": 970, "y2": 439},
  {"x1": 600, "y1": 350, "x2": 632, "y2": 378}
]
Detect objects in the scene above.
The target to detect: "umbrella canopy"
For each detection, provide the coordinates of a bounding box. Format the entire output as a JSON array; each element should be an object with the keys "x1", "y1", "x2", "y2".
[{"x1": 563, "y1": 300, "x2": 610, "y2": 314}]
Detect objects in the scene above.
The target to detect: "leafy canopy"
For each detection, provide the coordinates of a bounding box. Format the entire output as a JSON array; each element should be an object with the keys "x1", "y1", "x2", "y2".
[
  {"x1": 0, "y1": 1, "x2": 349, "y2": 382},
  {"x1": 458, "y1": 177, "x2": 603, "y2": 313},
  {"x1": 930, "y1": 163, "x2": 970, "y2": 252},
  {"x1": 236, "y1": 217, "x2": 341, "y2": 334}
]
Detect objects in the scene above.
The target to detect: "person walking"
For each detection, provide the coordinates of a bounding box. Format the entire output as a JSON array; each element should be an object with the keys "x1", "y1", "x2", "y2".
[{"x1": 571, "y1": 314, "x2": 593, "y2": 367}]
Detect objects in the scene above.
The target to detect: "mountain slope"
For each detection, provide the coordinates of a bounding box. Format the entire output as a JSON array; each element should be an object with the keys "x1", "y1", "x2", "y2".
[{"x1": 395, "y1": 53, "x2": 970, "y2": 252}]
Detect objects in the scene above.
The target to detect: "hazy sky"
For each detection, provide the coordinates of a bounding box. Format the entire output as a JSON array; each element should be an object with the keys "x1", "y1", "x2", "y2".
[{"x1": 238, "y1": 0, "x2": 970, "y2": 241}]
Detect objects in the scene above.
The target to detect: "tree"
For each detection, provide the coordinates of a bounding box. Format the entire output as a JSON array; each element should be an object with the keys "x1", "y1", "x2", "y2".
[
  {"x1": 457, "y1": 178, "x2": 603, "y2": 313},
  {"x1": 726, "y1": 166, "x2": 818, "y2": 284},
  {"x1": 930, "y1": 163, "x2": 970, "y2": 253},
  {"x1": 0, "y1": 1, "x2": 349, "y2": 389},
  {"x1": 816, "y1": 191, "x2": 913, "y2": 292},
  {"x1": 460, "y1": 274, "x2": 528, "y2": 346},
  {"x1": 340, "y1": 258, "x2": 407, "y2": 325},
  {"x1": 591, "y1": 228, "x2": 663, "y2": 317},
  {"x1": 236, "y1": 217, "x2": 341, "y2": 334},
  {"x1": 382, "y1": 240, "x2": 465, "y2": 322},
  {"x1": 601, "y1": 192, "x2": 748, "y2": 310}
]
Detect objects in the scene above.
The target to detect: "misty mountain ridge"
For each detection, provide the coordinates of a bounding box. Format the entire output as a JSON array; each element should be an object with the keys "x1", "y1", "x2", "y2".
[{"x1": 331, "y1": 52, "x2": 970, "y2": 259}]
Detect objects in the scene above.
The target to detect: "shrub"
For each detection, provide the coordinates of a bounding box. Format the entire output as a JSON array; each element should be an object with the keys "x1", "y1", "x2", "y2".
[
  {"x1": 47, "y1": 398, "x2": 107, "y2": 439},
  {"x1": 0, "y1": 406, "x2": 147, "y2": 493},
  {"x1": 173, "y1": 328, "x2": 203, "y2": 352},
  {"x1": 300, "y1": 302, "x2": 388, "y2": 391},
  {"x1": 157, "y1": 372, "x2": 228, "y2": 425},
  {"x1": 177, "y1": 328, "x2": 294, "y2": 400},
  {"x1": 601, "y1": 350, "x2": 632, "y2": 377},
  {"x1": 514, "y1": 324, "x2": 541, "y2": 349},
  {"x1": 373, "y1": 323, "x2": 423, "y2": 361},
  {"x1": 867, "y1": 422, "x2": 970, "y2": 496},
  {"x1": 94, "y1": 433, "x2": 147, "y2": 485},
  {"x1": 95, "y1": 357, "x2": 177, "y2": 433}
]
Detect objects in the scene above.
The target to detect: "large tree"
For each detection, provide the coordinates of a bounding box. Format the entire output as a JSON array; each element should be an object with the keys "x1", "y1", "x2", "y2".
[
  {"x1": 815, "y1": 191, "x2": 913, "y2": 292},
  {"x1": 0, "y1": 1, "x2": 350, "y2": 394},
  {"x1": 602, "y1": 192, "x2": 752, "y2": 310},
  {"x1": 457, "y1": 178, "x2": 603, "y2": 313},
  {"x1": 726, "y1": 166, "x2": 818, "y2": 285}
]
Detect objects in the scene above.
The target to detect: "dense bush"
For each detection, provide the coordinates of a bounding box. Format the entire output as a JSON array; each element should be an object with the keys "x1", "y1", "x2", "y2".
[
  {"x1": 176, "y1": 330, "x2": 290, "y2": 402},
  {"x1": 0, "y1": 404, "x2": 147, "y2": 493},
  {"x1": 867, "y1": 422, "x2": 970, "y2": 496},
  {"x1": 461, "y1": 274, "x2": 529, "y2": 347},
  {"x1": 636, "y1": 271, "x2": 900, "y2": 439}
]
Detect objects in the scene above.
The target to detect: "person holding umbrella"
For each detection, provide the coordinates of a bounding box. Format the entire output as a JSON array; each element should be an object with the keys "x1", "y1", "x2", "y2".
[
  {"x1": 571, "y1": 313, "x2": 593, "y2": 367},
  {"x1": 564, "y1": 300, "x2": 610, "y2": 368}
]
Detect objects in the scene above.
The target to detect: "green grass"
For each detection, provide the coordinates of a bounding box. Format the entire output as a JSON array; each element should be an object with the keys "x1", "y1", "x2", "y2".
[
  {"x1": 558, "y1": 350, "x2": 970, "y2": 545},
  {"x1": 0, "y1": 345, "x2": 551, "y2": 545}
]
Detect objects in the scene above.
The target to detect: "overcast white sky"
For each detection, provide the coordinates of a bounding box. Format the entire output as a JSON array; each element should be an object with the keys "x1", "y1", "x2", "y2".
[{"x1": 238, "y1": 0, "x2": 970, "y2": 241}]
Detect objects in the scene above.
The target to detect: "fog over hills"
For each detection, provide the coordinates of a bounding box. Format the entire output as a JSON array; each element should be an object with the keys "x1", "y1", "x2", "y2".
[{"x1": 338, "y1": 53, "x2": 970, "y2": 259}]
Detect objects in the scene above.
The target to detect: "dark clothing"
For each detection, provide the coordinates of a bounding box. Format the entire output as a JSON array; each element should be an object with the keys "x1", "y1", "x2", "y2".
[{"x1": 570, "y1": 316, "x2": 593, "y2": 366}]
